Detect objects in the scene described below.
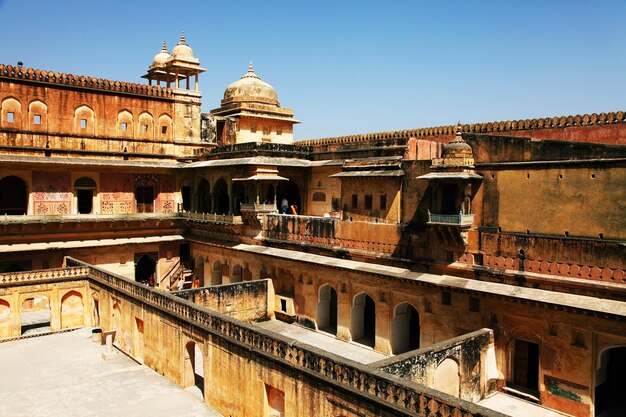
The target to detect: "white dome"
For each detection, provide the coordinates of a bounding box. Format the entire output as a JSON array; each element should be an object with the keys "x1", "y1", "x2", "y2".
[{"x1": 151, "y1": 42, "x2": 170, "y2": 68}]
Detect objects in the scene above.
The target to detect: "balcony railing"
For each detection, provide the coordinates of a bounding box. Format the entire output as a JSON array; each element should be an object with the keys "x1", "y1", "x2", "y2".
[
  {"x1": 239, "y1": 203, "x2": 278, "y2": 212},
  {"x1": 178, "y1": 212, "x2": 243, "y2": 224},
  {"x1": 428, "y1": 211, "x2": 474, "y2": 226},
  {"x1": 0, "y1": 211, "x2": 243, "y2": 224}
]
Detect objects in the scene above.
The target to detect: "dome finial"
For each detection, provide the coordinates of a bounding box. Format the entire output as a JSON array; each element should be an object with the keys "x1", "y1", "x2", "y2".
[
  {"x1": 161, "y1": 41, "x2": 168, "y2": 52},
  {"x1": 242, "y1": 61, "x2": 259, "y2": 79},
  {"x1": 178, "y1": 32, "x2": 187, "y2": 45}
]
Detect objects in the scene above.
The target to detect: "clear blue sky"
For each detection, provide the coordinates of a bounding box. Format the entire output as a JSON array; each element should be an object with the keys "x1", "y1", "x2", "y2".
[{"x1": 1, "y1": 0, "x2": 625, "y2": 140}]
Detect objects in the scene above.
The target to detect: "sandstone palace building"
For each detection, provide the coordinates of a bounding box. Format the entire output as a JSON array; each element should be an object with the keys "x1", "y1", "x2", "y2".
[{"x1": 0, "y1": 34, "x2": 624, "y2": 417}]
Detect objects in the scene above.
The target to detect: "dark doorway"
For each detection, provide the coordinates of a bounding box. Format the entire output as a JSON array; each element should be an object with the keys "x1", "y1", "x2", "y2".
[
  {"x1": 135, "y1": 254, "x2": 156, "y2": 283},
  {"x1": 181, "y1": 186, "x2": 191, "y2": 212},
  {"x1": 0, "y1": 176, "x2": 27, "y2": 215},
  {"x1": 180, "y1": 243, "x2": 190, "y2": 265},
  {"x1": 317, "y1": 285, "x2": 338, "y2": 335},
  {"x1": 232, "y1": 182, "x2": 245, "y2": 215},
  {"x1": 136, "y1": 186, "x2": 154, "y2": 213},
  {"x1": 77, "y1": 189, "x2": 93, "y2": 214},
  {"x1": 595, "y1": 347, "x2": 626, "y2": 416},
  {"x1": 441, "y1": 183, "x2": 458, "y2": 215},
  {"x1": 512, "y1": 339, "x2": 539, "y2": 393},
  {"x1": 351, "y1": 292, "x2": 376, "y2": 348},
  {"x1": 277, "y1": 180, "x2": 301, "y2": 214},
  {"x1": 197, "y1": 179, "x2": 210, "y2": 213},
  {"x1": 0, "y1": 260, "x2": 31, "y2": 273},
  {"x1": 214, "y1": 179, "x2": 229, "y2": 214},
  {"x1": 392, "y1": 303, "x2": 420, "y2": 354}
]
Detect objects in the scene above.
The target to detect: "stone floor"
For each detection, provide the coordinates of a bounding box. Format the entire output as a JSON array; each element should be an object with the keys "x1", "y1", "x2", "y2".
[
  {"x1": 478, "y1": 392, "x2": 570, "y2": 417},
  {"x1": 255, "y1": 319, "x2": 386, "y2": 364},
  {"x1": 0, "y1": 328, "x2": 223, "y2": 417}
]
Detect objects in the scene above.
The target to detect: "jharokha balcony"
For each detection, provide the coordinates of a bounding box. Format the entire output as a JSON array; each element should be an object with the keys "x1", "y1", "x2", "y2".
[{"x1": 427, "y1": 210, "x2": 474, "y2": 227}]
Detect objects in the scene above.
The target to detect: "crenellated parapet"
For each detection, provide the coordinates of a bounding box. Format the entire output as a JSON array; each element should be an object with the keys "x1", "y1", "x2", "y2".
[
  {"x1": 0, "y1": 64, "x2": 173, "y2": 99},
  {"x1": 300, "y1": 110, "x2": 626, "y2": 147}
]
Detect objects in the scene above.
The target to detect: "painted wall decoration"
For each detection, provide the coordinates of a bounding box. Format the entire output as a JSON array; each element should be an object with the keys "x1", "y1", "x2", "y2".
[
  {"x1": 100, "y1": 173, "x2": 133, "y2": 214},
  {"x1": 160, "y1": 175, "x2": 175, "y2": 213},
  {"x1": 32, "y1": 171, "x2": 71, "y2": 214}
]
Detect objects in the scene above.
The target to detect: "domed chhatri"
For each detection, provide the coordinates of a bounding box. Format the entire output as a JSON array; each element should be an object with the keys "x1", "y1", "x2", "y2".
[
  {"x1": 442, "y1": 124, "x2": 473, "y2": 159},
  {"x1": 142, "y1": 32, "x2": 205, "y2": 92},
  {"x1": 222, "y1": 62, "x2": 280, "y2": 107},
  {"x1": 150, "y1": 42, "x2": 171, "y2": 69},
  {"x1": 171, "y1": 32, "x2": 199, "y2": 64}
]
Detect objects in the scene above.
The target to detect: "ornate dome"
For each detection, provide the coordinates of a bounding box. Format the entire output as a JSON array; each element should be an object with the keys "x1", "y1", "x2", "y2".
[
  {"x1": 151, "y1": 42, "x2": 170, "y2": 68},
  {"x1": 442, "y1": 124, "x2": 473, "y2": 160},
  {"x1": 222, "y1": 63, "x2": 279, "y2": 106},
  {"x1": 171, "y1": 32, "x2": 198, "y2": 63}
]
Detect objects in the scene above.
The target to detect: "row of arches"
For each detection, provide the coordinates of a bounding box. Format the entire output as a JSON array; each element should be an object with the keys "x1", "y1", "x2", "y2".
[
  {"x1": 193, "y1": 256, "x2": 246, "y2": 287},
  {"x1": 193, "y1": 178, "x2": 302, "y2": 215},
  {"x1": 0, "y1": 291, "x2": 84, "y2": 338},
  {"x1": 316, "y1": 284, "x2": 420, "y2": 355},
  {"x1": 1, "y1": 97, "x2": 173, "y2": 140}
]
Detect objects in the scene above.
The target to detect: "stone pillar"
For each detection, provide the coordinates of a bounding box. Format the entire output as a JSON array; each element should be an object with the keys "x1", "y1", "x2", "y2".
[{"x1": 195, "y1": 74, "x2": 199, "y2": 92}]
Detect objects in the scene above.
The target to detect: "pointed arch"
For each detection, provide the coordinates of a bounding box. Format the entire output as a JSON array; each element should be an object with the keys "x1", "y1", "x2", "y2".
[
  {"x1": 158, "y1": 113, "x2": 173, "y2": 140},
  {"x1": 117, "y1": 109, "x2": 134, "y2": 139},
  {"x1": 351, "y1": 292, "x2": 375, "y2": 347},
  {"x1": 2, "y1": 96, "x2": 22, "y2": 129},
  {"x1": 391, "y1": 302, "x2": 420, "y2": 354},
  {"x1": 317, "y1": 284, "x2": 337, "y2": 335},
  {"x1": 138, "y1": 111, "x2": 154, "y2": 139},
  {"x1": 28, "y1": 99, "x2": 48, "y2": 130},
  {"x1": 74, "y1": 104, "x2": 95, "y2": 134},
  {"x1": 61, "y1": 290, "x2": 84, "y2": 329}
]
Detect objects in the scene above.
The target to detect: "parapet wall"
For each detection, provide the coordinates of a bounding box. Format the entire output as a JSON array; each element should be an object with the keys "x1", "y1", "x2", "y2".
[
  {"x1": 300, "y1": 111, "x2": 626, "y2": 149},
  {"x1": 376, "y1": 329, "x2": 495, "y2": 403},
  {"x1": 0, "y1": 64, "x2": 172, "y2": 99},
  {"x1": 174, "y1": 279, "x2": 273, "y2": 322}
]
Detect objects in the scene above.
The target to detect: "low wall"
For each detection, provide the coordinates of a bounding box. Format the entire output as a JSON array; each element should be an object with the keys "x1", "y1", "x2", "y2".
[
  {"x1": 61, "y1": 257, "x2": 505, "y2": 417},
  {"x1": 174, "y1": 279, "x2": 273, "y2": 322},
  {"x1": 264, "y1": 214, "x2": 408, "y2": 257},
  {"x1": 376, "y1": 329, "x2": 495, "y2": 403}
]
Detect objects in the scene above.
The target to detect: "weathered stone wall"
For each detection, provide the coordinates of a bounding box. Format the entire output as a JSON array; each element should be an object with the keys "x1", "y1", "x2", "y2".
[
  {"x1": 376, "y1": 329, "x2": 494, "y2": 402},
  {"x1": 175, "y1": 279, "x2": 274, "y2": 322}
]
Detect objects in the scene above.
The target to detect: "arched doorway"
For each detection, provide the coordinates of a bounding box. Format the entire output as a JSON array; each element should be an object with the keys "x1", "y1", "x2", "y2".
[
  {"x1": 20, "y1": 295, "x2": 51, "y2": 335},
  {"x1": 61, "y1": 290, "x2": 84, "y2": 329},
  {"x1": 196, "y1": 179, "x2": 210, "y2": 213},
  {"x1": 232, "y1": 182, "x2": 246, "y2": 215},
  {"x1": 112, "y1": 302, "x2": 122, "y2": 334},
  {"x1": 211, "y1": 261, "x2": 222, "y2": 286},
  {"x1": 135, "y1": 254, "x2": 156, "y2": 284},
  {"x1": 276, "y1": 181, "x2": 301, "y2": 214},
  {"x1": 0, "y1": 176, "x2": 27, "y2": 215},
  {"x1": 74, "y1": 176, "x2": 96, "y2": 214},
  {"x1": 351, "y1": 292, "x2": 375, "y2": 348},
  {"x1": 317, "y1": 284, "x2": 338, "y2": 335},
  {"x1": 214, "y1": 178, "x2": 229, "y2": 214},
  {"x1": 432, "y1": 357, "x2": 460, "y2": 397},
  {"x1": 595, "y1": 346, "x2": 626, "y2": 415},
  {"x1": 92, "y1": 297, "x2": 100, "y2": 327},
  {"x1": 194, "y1": 256, "x2": 204, "y2": 287},
  {"x1": 231, "y1": 264, "x2": 243, "y2": 283},
  {"x1": 185, "y1": 341, "x2": 204, "y2": 396},
  {"x1": 0, "y1": 299, "x2": 11, "y2": 338},
  {"x1": 391, "y1": 302, "x2": 420, "y2": 354}
]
